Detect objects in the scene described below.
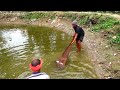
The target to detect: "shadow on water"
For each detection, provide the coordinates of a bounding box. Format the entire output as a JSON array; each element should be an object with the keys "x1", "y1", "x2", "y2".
[{"x1": 0, "y1": 25, "x2": 98, "y2": 79}]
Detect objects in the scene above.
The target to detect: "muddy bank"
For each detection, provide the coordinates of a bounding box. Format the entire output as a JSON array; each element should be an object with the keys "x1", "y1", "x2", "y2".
[{"x1": 0, "y1": 12, "x2": 120, "y2": 79}]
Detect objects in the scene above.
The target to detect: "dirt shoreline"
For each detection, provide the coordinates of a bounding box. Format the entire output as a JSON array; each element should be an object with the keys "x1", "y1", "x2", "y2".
[{"x1": 0, "y1": 13, "x2": 120, "y2": 79}]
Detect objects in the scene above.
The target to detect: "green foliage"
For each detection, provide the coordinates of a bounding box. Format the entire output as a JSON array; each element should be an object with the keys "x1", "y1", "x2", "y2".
[
  {"x1": 79, "y1": 15, "x2": 89, "y2": 25},
  {"x1": 20, "y1": 13, "x2": 40, "y2": 19},
  {"x1": 63, "y1": 13, "x2": 120, "y2": 32},
  {"x1": 20, "y1": 12, "x2": 56, "y2": 20},
  {"x1": 111, "y1": 35, "x2": 120, "y2": 44},
  {"x1": 106, "y1": 25, "x2": 120, "y2": 50},
  {"x1": 91, "y1": 17, "x2": 120, "y2": 32},
  {"x1": 20, "y1": 12, "x2": 120, "y2": 32},
  {"x1": 64, "y1": 13, "x2": 78, "y2": 21}
]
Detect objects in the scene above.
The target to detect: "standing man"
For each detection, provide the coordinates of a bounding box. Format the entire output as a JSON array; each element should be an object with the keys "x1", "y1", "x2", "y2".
[
  {"x1": 71, "y1": 20, "x2": 85, "y2": 52},
  {"x1": 26, "y1": 58, "x2": 50, "y2": 79}
]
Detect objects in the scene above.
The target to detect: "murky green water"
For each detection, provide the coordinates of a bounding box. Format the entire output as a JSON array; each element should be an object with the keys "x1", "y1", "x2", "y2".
[{"x1": 0, "y1": 25, "x2": 98, "y2": 79}]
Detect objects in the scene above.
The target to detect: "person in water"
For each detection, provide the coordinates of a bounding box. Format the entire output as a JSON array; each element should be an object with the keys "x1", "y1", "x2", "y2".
[
  {"x1": 26, "y1": 58, "x2": 50, "y2": 79},
  {"x1": 71, "y1": 20, "x2": 85, "y2": 52}
]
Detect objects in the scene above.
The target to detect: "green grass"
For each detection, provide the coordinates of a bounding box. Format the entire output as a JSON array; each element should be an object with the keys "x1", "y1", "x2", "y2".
[
  {"x1": 91, "y1": 17, "x2": 120, "y2": 32},
  {"x1": 20, "y1": 12, "x2": 56, "y2": 20},
  {"x1": 65, "y1": 13, "x2": 79, "y2": 21},
  {"x1": 63, "y1": 13, "x2": 120, "y2": 32},
  {"x1": 110, "y1": 34, "x2": 120, "y2": 44},
  {"x1": 20, "y1": 12, "x2": 120, "y2": 32},
  {"x1": 107, "y1": 26, "x2": 120, "y2": 50},
  {"x1": 112, "y1": 36, "x2": 120, "y2": 44}
]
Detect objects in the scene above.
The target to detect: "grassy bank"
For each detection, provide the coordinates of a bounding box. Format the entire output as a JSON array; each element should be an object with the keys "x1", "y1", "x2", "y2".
[
  {"x1": 0, "y1": 11, "x2": 120, "y2": 78},
  {"x1": 20, "y1": 12, "x2": 120, "y2": 50},
  {"x1": 1, "y1": 11, "x2": 120, "y2": 49}
]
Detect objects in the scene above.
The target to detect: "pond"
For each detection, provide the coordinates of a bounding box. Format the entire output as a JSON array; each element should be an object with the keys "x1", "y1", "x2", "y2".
[{"x1": 0, "y1": 25, "x2": 98, "y2": 79}]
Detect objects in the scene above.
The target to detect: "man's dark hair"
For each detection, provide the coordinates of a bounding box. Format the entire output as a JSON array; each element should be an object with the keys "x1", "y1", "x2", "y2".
[{"x1": 31, "y1": 59, "x2": 41, "y2": 66}]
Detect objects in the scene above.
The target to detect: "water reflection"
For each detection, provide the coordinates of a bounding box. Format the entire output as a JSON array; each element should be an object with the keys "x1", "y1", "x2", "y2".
[
  {"x1": 49, "y1": 32, "x2": 57, "y2": 51},
  {"x1": 0, "y1": 25, "x2": 98, "y2": 79}
]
